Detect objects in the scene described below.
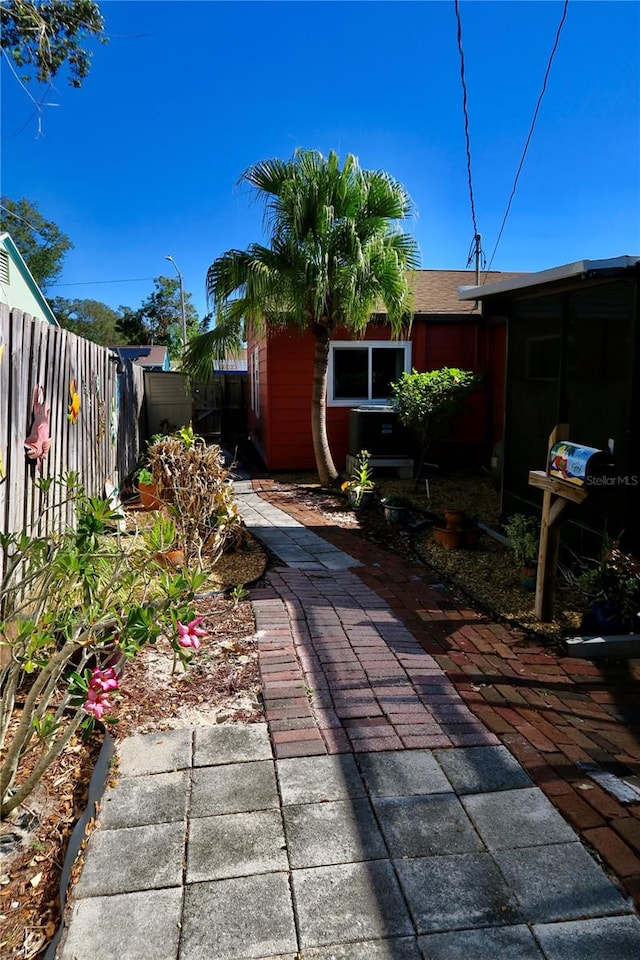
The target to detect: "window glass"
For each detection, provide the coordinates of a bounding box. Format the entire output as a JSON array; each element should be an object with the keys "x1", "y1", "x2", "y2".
[
  {"x1": 334, "y1": 347, "x2": 368, "y2": 399},
  {"x1": 372, "y1": 347, "x2": 404, "y2": 399}
]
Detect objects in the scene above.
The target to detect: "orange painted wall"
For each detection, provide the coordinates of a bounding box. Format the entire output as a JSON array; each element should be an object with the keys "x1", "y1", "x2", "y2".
[{"x1": 247, "y1": 318, "x2": 503, "y2": 471}]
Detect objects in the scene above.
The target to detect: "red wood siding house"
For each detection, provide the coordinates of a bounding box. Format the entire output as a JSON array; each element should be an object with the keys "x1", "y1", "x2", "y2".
[{"x1": 247, "y1": 269, "x2": 524, "y2": 472}]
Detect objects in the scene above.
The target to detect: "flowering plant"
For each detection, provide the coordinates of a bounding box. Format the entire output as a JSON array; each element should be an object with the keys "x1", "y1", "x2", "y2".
[
  {"x1": 341, "y1": 450, "x2": 376, "y2": 507},
  {"x1": 0, "y1": 475, "x2": 207, "y2": 818}
]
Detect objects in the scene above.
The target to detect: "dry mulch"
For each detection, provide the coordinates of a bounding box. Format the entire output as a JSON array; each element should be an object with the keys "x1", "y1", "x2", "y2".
[{"x1": 0, "y1": 525, "x2": 268, "y2": 960}]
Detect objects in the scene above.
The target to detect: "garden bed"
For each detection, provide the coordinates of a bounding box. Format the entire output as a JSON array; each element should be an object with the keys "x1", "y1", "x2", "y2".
[{"x1": 0, "y1": 513, "x2": 268, "y2": 960}]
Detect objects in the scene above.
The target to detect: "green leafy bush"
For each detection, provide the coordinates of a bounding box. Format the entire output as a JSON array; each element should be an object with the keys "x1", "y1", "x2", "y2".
[
  {"x1": 504, "y1": 513, "x2": 540, "y2": 566},
  {"x1": 0, "y1": 475, "x2": 206, "y2": 818},
  {"x1": 390, "y1": 367, "x2": 478, "y2": 475},
  {"x1": 576, "y1": 541, "x2": 640, "y2": 631}
]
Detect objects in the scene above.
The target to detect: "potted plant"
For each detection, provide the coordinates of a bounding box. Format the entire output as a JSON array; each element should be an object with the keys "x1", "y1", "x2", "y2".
[
  {"x1": 341, "y1": 450, "x2": 376, "y2": 509},
  {"x1": 432, "y1": 509, "x2": 481, "y2": 550},
  {"x1": 504, "y1": 513, "x2": 539, "y2": 588},
  {"x1": 576, "y1": 541, "x2": 640, "y2": 635},
  {"x1": 381, "y1": 494, "x2": 411, "y2": 523},
  {"x1": 137, "y1": 466, "x2": 160, "y2": 510},
  {"x1": 444, "y1": 507, "x2": 466, "y2": 530},
  {"x1": 432, "y1": 523, "x2": 464, "y2": 550}
]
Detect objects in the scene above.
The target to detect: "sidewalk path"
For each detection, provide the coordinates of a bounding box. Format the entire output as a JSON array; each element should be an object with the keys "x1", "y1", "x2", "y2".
[
  {"x1": 56, "y1": 482, "x2": 640, "y2": 960},
  {"x1": 256, "y1": 478, "x2": 640, "y2": 907}
]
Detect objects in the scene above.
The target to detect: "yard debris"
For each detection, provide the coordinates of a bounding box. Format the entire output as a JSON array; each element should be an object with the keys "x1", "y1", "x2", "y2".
[{"x1": 577, "y1": 762, "x2": 640, "y2": 804}]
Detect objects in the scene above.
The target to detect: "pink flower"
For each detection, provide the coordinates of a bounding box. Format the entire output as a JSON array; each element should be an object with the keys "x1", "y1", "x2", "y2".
[
  {"x1": 83, "y1": 687, "x2": 113, "y2": 720},
  {"x1": 89, "y1": 667, "x2": 119, "y2": 692},
  {"x1": 177, "y1": 617, "x2": 207, "y2": 650}
]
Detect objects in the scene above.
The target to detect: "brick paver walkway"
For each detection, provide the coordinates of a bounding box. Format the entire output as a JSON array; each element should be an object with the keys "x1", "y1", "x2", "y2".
[{"x1": 254, "y1": 479, "x2": 640, "y2": 910}]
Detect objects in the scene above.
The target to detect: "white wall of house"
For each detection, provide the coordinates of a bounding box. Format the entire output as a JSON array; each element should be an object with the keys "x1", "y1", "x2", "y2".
[{"x1": 0, "y1": 233, "x2": 58, "y2": 325}]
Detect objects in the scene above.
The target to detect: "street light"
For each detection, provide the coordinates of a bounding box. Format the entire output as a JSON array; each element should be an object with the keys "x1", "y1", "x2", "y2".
[{"x1": 165, "y1": 255, "x2": 187, "y2": 351}]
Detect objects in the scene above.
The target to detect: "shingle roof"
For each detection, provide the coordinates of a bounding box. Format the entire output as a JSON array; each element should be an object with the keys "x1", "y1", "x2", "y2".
[
  {"x1": 408, "y1": 269, "x2": 527, "y2": 315},
  {"x1": 114, "y1": 345, "x2": 169, "y2": 367}
]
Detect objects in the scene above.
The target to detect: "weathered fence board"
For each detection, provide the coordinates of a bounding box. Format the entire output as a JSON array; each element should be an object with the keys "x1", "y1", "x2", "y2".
[{"x1": 0, "y1": 306, "x2": 145, "y2": 550}]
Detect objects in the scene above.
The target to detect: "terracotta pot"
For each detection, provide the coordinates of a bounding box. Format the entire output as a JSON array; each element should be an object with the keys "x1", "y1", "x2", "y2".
[
  {"x1": 154, "y1": 548, "x2": 185, "y2": 569},
  {"x1": 138, "y1": 481, "x2": 160, "y2": 510},
  {"x1": 444, "y1": 509, "x2": 465, "y2": 530},
  {"x1": 432, "y1": 526, "x2": 463, "y2": 550}
]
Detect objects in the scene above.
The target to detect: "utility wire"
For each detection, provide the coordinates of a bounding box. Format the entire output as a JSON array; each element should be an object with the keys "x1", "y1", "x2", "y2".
[
  {"x1": 454, "y1": 0, "x2": 479, "y2": 242},
  {"x1": 0, "y1": 201, "x2": 48, "y2": 232},
  {"x1": 484, "y1": 0, "x2": 570, "y2": 277}
]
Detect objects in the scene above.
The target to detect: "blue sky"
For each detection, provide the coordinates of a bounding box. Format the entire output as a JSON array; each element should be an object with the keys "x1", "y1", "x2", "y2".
[{"x1": 1, "y1": 0, "x2": 639, "y2": 320}]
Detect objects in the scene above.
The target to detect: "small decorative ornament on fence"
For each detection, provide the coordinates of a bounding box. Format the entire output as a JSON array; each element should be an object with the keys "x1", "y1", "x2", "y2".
[
  {"x1": 67, "y1": 377, "x2": 81, "y2": 424},
  {"x1": 24, "y1": 385, "x2": 52, "y2": 471}
]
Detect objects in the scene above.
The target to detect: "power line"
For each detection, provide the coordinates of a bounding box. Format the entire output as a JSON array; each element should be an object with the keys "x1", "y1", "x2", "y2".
[
  {"x1": 454, "y1": 0, "x2": 479, "y2": 242},
  {"x1": 0, "y1": 200, "x2": 48, "y2": 232},
  {"x1": 484, "y1": 0, "x2": 570, "y2": 277}
]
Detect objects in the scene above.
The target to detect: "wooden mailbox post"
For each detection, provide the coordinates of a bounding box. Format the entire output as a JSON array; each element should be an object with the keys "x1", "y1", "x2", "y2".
[{"x1": 528, "y1": 424, "x2": 589, "y2": 621}]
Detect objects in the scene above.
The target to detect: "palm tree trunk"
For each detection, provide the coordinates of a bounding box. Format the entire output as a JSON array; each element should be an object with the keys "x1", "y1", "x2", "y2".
[{"x1": 311, "y1": 325, "x2": 339, "y2": 487}]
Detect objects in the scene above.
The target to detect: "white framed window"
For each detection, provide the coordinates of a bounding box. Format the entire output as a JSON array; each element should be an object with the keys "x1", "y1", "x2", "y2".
[
  {"x1": 328, "y1": 341, "x2": 412, "y2": 406},
  {"x1": 250, "y1": 347, "x2": 260, "y2": 417}
]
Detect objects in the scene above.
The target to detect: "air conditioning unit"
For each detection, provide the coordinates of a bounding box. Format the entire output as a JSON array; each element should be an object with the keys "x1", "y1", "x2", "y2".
[{"x1": 348, "y1": 406, "x2": 412, "y2": 457}]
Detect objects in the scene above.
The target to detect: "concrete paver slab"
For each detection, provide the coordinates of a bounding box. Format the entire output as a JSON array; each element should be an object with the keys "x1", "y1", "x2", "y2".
[
  {"x1": 180, "y1": 873, "x2": 297, "y2": 960},
  {"x1": 73, "y1": 821, "x2": 184, "y2": 898},
  {"x1": 373, "y1": 794, "x2": 483, "y2": 857},
  {"x1": 461, "y1": 787, "x2": 576, "y2": 850},
  {"x1": 187, "y1": 810, "x2": 287, "y2": 882},
  {"x1": 116, "y1": 727, "x2": 192, "y2": 776},
  {"x1": 395, "y1": 853, "x2": 522, "y2": 933},
  {"x1": 190, "y1": 760, "x2": 279, "y2": 817},
  {"x1": 277, "y1": 754, "x2": 367, "y2": 804},
  {"x1": 282, "y1": 799, "x2": 387, "y2": 868},
  {"x1": 418, "y1": 924, "x2": 544, "y2": 960},
  {"x1": 57, "y1": 887, "x2": 182, "y2": 960},
  {"x1": 98, "y1": 770, "x2": 189, "y2": 829},
  {"x1": 434, "y1": 744, "x2": 533, "y2": 795},
  {"x1": 302, "y1": 940, "x2": 423, "y2": 959},
  {"x1": 56, "y1": 484, "x2": 640, "y2": 960},
  {"x1": 357, "y1": 749, "x2": 452, "y2": 797},
  {"x1": 532, "y1": 915, "x2": 640, "y2": 960},
  {"x1": 494, "y1": 842, "x2": 634, "y2": 923},
  {"x1": 292, "y1": 861, "x2": 413, "y2": 947},
  {"x1": 194, "y1": 723, "x2": 272, "y2": 766}
]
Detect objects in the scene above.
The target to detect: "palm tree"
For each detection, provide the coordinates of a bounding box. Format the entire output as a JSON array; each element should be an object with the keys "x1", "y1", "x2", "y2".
[{"x1": 184, "y1": 148, "x2": 420, "y2": 487}]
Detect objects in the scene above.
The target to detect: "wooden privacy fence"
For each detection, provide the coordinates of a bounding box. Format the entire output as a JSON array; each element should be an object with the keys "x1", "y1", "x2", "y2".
[{"x1": 0, "y1": 304, "x2": 145, "y2": 542}]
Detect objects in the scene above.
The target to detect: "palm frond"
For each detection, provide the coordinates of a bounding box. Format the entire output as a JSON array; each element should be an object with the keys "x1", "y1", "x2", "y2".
[{"x1": 181, "y1": 311, "x2": 244, "y2": 381}]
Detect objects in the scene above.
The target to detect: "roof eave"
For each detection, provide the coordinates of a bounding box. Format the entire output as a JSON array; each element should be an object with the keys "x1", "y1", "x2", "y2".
[{"x1": 458, "y1": 256, "x2": 640, "y2": 301}]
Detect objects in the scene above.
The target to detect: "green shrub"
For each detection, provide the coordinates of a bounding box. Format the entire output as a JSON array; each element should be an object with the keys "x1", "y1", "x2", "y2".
[
  {"x1": 0, "y1": 475, "x2": 206, "y2": 818},
  {"x1": 390, "y1": 367, "x2": 478, "y2": 475}
]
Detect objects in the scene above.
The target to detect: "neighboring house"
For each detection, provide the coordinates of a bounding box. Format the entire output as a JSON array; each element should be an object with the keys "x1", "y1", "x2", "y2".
[
  {"x1": 0, "y1": 232, "x2": 58, "y2": 326},
  {"x1": 214, "y1": 348, "x2": 247, "y2": 373},
  {"x1": 113, "y1": 345, "x2": 170, "y2": 371},
  {"x1": 247, "y1": 269, "x2": 524, "y2": 471},
  {"x1": 459, "y1": 255, "x2": 640, "y2": 552}
]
